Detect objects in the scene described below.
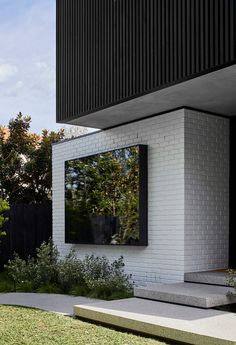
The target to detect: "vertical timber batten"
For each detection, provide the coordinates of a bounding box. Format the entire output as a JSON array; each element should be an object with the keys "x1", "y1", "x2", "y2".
[{"x1": 56, "y1": 0, "x2": 236, "y2": 124}]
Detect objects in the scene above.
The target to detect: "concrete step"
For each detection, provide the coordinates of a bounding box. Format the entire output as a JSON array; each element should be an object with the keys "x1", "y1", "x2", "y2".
[
  {"x1": 134, "y1": 282, "x2": 236, "y2": 308},
  {"x1": 74, "y1": 298, "x2": 236, "y2": 345},
  {"x1": 184, "y1": 270, "x2": 229, "y2": 286}
]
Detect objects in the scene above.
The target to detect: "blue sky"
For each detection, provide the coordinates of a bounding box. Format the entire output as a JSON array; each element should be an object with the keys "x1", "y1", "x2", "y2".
[{"x1": 0, "y1": 0, "x2": 64, "y2": 133}]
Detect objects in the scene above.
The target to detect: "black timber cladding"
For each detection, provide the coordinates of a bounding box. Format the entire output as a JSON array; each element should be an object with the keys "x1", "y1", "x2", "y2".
[{"x1": 56, "y1": 0, "x2": 236, "y2": 124}]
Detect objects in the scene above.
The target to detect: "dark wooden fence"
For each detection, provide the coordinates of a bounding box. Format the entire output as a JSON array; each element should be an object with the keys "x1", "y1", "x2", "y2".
[{"x1": 0, "y1": 202, "x2": 52, "y2": 270}]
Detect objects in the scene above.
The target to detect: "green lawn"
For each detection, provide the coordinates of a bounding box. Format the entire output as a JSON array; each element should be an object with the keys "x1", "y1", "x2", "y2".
[{"x1": 0, "y1": 305, "x2": 171, "y2": 345}]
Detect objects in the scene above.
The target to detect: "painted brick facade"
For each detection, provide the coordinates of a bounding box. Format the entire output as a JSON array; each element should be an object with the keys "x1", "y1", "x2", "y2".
[
  {"x1": 52, "y1": 108, "x2": 229, "y2": 284},
  {"x1": 53, "y1": 109, "x2": 185, "y2": 284},
  {"x1": 184, "y1": 110, "x2": 229, "y2": 272}
]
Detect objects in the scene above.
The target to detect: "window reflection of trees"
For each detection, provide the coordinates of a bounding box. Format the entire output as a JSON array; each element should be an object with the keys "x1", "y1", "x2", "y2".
[{"x1": 65, "y1": 146, "x2": 139, "y2": 245}]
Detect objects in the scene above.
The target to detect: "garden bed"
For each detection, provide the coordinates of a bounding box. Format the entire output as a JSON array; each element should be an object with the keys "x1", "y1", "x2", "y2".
[{"x1": 0, "y1": 240, "x2": 133, "y2": 300}]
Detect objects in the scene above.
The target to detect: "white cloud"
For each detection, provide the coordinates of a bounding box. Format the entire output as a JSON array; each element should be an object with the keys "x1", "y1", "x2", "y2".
[
  {"x1": 0, "y1": 1, "x2": 92, "y2": 134},
  {"x1": 0, "y1": 0, "x2": 61, "y2": 133},
  {"x1": 35, "y1": 61, "x2": 48, "y2": 70},
  {"x1": 16, "y1": 81, "x2": 24, "y2": 88},
  {"x1": 1, "y1": 80, "x2": 24, "y2": 98},
  {"x1": 0, "y1": 61, "x2": 17, "y2": 83}
]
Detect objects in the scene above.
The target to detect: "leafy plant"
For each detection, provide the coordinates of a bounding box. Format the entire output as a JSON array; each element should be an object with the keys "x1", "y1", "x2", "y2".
[{"x1": 227, "y1": 269, "x2": 236, "y2": 289}]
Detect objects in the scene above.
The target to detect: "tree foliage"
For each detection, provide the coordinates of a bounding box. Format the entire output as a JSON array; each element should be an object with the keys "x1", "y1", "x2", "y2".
[
  {"x1": 0, "y1": 113, "x2": 64, "y2": 204},
  {"x1": 0, "y1": 198, "x2": 9, "y2": 243}
]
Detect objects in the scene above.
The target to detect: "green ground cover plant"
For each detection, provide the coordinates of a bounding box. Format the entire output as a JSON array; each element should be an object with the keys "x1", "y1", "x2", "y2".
[
  {"x1": 4, "y1": 240, "x2": 133, "y2": 300},
  {"x1": 0, "y1": 305, "x2": 170, "y2": 345}
]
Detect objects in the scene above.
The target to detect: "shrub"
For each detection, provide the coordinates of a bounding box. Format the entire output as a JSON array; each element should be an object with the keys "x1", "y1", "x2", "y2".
[
  {"x1": 5, "y1": 241, "x2": 133, "y2": 299},
  {"x1": 7, "y1": 240, "x2": 58, "y2": 290},
  {"x1": 16, "y1": 281, "x2": 34, "y2": 292},
  {"x1": 36, "y1": 284, "x2": 63, "y2": 294},
  {"x1": 70, "y1": 284, "x2": 89, "y2": 297},
  {"x1": 7, "y1": 254, "x2": 36, "y2": 286},
  {"x1": 33, "y1": 239, "x2": 59, "y2": 287},
  {"x1": 57, "y1": 249, "x2": 84, "y2": 293},
  {"x1": 0, "y1": 271, "x2": 14, "y2": 292},
  {"x1": 82, "y1": 254, "x2": 133, "y2": 299}
]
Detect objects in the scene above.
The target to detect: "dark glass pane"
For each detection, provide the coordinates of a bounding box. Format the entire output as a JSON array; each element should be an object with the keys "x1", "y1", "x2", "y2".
[{"x1": 65, "y1": 145, "x2": 147, "y2": 245}]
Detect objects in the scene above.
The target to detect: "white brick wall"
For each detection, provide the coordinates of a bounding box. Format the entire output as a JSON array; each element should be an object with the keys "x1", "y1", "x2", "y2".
[
  {"x1": 52, "y1": 108, "x2": 229, "y2": 284},
  {"x1": 184, "y1": 109, "x2": 229, "y2": 273},
  {"x1": 53, "y1": 109, "x2": 185, "y2": 284}
]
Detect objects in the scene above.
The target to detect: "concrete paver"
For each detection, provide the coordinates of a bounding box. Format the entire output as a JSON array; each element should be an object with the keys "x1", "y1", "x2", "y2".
[
  {"x1": 185, "y1": 271, "x2": 229, "y2": 286},
  {"x1": 134, "y1": 282, "x2": 236, "y2": 308},
  {"x1": 0, "y1": 293, "x2": 97, "y2": 315},
  {"x1": 74, "y1": 297, "x2": 236, "y2": 345}
]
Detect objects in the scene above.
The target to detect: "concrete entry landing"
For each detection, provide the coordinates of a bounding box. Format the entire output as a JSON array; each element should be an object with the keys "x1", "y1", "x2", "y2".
[
  {"x1": 134, "y1": 283, "x2": 236, "y2": 309},
  {"x1": 185, "y1": 270, "x2": 230, "y2": 287},
  {"x1": 74, "y1": 298, "x2": 236, "y2": 345}
]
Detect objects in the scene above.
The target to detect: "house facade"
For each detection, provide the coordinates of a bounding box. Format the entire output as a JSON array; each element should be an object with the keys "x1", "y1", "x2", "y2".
[{"x1": 53, "y1": 0, "x2": 236, "y2": 284}]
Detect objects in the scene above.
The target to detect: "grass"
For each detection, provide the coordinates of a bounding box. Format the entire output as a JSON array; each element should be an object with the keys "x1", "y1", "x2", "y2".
[{"x1": 0, "y1": 305, "x2": 170, "y2": 345}]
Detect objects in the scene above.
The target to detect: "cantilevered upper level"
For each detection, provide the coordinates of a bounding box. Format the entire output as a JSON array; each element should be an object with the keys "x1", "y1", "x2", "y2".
[{"x1": 56, "y1": 0, "x2": 236, "y2": 128}]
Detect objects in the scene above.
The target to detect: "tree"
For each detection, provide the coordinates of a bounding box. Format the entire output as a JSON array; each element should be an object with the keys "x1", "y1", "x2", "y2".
[
  {"x1": 23, "y1": 129, "x2": 64, "y2": 202},
  {"x1": 0, "y1": 113, "x2": 64, "y2": 204},
  {"x1": 62, "y1": 125, "x2": 87, "y2": 139},
  {"x1": 0, "y1": 198, "x2": 9, "y2": 243}
]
